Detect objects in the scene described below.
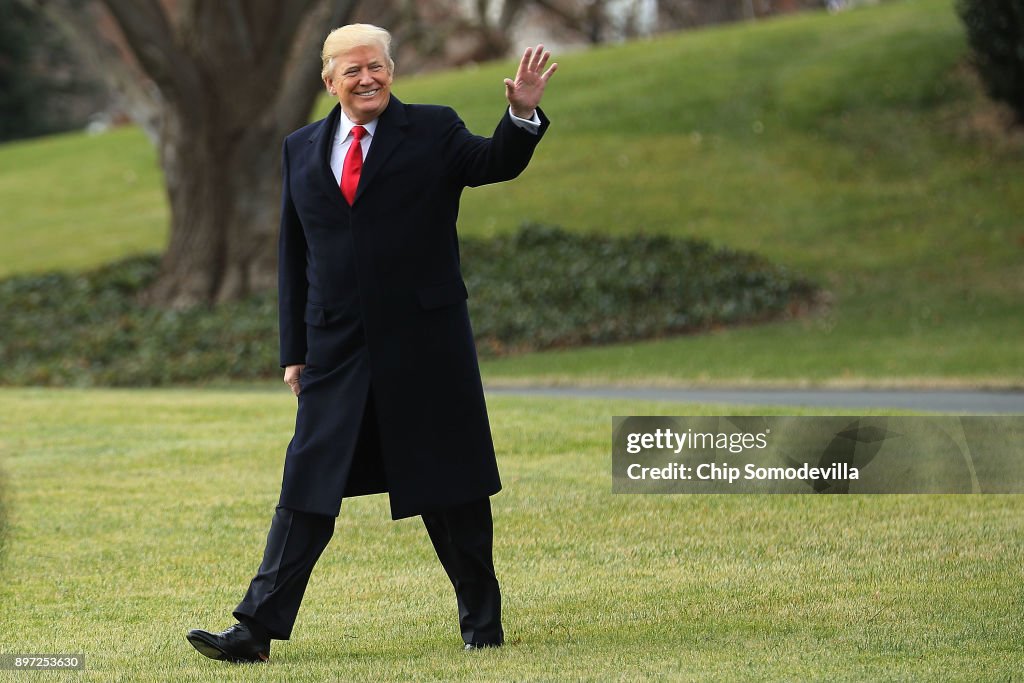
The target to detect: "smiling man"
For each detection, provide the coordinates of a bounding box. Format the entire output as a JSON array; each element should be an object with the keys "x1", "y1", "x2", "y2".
[{"x1": 185, "y1": 24, "x2": 556, "y2": 663}]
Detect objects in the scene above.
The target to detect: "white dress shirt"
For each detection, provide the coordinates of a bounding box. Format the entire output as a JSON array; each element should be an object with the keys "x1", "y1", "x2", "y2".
[{"x1": 330, "y1": 106, "x2": 541, "y2": 185}]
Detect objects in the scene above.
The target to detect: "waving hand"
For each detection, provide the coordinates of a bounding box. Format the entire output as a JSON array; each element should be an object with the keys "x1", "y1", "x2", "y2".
[{"x1": 505, "y1": 44, "x2": 558, "y2": 119}]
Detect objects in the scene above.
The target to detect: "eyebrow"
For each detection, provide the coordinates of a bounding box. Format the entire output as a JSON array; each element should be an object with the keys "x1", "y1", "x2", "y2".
[{"x1": 343, "y1": 60, "x2": 381, "y2": 70}]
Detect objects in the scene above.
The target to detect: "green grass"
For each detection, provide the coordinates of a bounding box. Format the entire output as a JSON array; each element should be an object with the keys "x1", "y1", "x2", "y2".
[
  {"x1": 2, "y1": 9, "x2": 1019, "y2": 676},
  {"x1": 0, "y1": 387, "x2": 1020, "y2": 681},
  {"x1": 0, "y1": 128, "x2": 166, "y2": 275},
  {"x1": 1, "y1": 0, "x2": 1022, "y2": 386}
]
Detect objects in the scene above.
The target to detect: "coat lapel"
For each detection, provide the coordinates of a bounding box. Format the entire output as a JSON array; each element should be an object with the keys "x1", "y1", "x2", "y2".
[
  {"x1": 307, "y1": 104, "x2": 347, "y2": 210},
  {"x1": 304, "y1": 97, "x2": 409, "y2": 208},
  {"x1": 354, "y1": 96, "x2": 409, "y2": 204}
]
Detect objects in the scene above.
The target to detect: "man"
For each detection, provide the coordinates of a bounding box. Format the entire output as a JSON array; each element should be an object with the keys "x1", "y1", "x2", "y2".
[{"x1": 186, "y1": 23, "x2": 556, "y2": 663}]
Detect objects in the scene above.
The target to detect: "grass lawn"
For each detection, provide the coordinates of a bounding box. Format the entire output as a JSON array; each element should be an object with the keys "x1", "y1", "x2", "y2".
[
  {"x1": 0, "y1": 387, "x2": 1020, "y2": 681},
  {"x1": 1, "y1": 0, "x2": 1021, "y2": 387}
]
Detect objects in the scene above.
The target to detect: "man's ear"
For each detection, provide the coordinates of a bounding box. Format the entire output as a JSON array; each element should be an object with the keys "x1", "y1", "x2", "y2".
[{"x1": 323, "y1": 76, "x2": 335, "y2": 95}]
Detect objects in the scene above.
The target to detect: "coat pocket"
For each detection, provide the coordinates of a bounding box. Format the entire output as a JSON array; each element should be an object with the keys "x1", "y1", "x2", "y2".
[
  {"x1": 416, "y1": 279, "x2": 469, "y2": 310},
  {"x1": 304, "y1": 302, "x2": 328, "y2": 327}
]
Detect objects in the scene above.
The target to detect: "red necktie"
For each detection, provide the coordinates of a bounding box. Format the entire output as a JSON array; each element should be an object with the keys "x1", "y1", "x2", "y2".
[{"x1": 340, "y1": 125, "x2": 367, "y2": 205}]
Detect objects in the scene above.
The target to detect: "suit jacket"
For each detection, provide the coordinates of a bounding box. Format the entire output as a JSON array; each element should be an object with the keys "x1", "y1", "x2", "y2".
[{"x1": 276, "y1": 96, "x2": 550, "y2": 519}]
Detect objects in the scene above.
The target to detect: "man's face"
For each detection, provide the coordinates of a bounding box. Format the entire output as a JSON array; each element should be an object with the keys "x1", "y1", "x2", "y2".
[{"x1": 325, "y1": 44, "x2": 393, "y2": 124}]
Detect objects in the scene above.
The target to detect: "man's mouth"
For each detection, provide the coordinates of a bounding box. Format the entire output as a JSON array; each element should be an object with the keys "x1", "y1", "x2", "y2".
[{"x1": 355, "y1": 89, "x2": 380, "y2": 98}]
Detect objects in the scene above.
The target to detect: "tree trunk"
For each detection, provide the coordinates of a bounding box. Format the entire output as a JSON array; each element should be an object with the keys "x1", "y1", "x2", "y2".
[
  {"x1": 132, "y1": 0, "x2": 360, "y2": 308},
  {"x1": 32, "y1": 0, "x2": 360, "y2": 308},
  {"x1": 145, "y1": 103, "x2": 284, "y2": 307}
]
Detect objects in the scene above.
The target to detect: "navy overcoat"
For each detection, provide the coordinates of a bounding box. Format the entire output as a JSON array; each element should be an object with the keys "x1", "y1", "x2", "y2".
[{"x1": 276, "y1": 95, "x2": 549, "y2": 519}]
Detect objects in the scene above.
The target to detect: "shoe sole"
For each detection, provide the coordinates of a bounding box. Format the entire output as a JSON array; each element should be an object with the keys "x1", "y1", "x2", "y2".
[{"x1": 185, "y1": 633, "x2": 268, "y2": 664}]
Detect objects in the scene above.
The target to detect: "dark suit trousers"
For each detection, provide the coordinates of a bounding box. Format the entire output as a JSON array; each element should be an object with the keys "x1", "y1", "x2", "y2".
[{"x1": 233, "y1": 498, "x2": 503, "y2": 645}]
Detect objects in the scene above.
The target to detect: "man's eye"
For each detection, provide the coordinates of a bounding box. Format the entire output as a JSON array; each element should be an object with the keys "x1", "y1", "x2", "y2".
[
  {"x1": 371, "y1": 65, "x2": 383, "y2": 71},
  {"x1": 345, "y1": 70, "x2": 358, "y2": 77}
]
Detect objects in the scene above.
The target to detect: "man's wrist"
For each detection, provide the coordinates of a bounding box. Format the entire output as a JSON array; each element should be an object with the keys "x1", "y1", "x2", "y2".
[{"x1": 510, "y1": 106, "x2": 536, "y2": 120}]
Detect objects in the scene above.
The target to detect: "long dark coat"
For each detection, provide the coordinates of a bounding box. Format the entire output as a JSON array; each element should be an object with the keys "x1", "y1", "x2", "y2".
[{"x1": 275, "y1": 96, "x2": 549, "y2": 519}]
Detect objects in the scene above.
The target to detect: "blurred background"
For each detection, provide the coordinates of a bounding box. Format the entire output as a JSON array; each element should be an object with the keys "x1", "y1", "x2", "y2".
[
  {"x1": 0, "y1": 0, "x2": 1020, "y2": 389},
  {"x1": 2, "y1": 3, "x2": 1023, "y2": 678}
]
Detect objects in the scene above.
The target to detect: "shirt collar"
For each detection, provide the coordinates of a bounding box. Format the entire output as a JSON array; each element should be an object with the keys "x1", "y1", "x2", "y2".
[{"x1": 334, "y1": 109, "x2": 379, "y2": 145}]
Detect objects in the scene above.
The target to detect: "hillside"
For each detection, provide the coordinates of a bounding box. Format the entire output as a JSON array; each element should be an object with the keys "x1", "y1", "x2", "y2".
[{"x1": 0, "y1": 0, "x2": 1020, "y2": 385}]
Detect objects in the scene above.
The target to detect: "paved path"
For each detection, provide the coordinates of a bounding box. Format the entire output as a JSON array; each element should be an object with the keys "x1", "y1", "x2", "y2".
[{"x1": 486, "y1": 386, "x2": 1024, "y2": 413}]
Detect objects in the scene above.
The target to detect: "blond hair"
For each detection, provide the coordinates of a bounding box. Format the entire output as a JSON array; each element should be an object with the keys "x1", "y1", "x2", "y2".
[{"x1": 321, "y1": 24, "x2": 395, "y2": 80}]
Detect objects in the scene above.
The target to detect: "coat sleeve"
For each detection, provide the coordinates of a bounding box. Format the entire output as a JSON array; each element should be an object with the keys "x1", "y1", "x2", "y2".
[
  {"x1": 277, "y1": 138, "x2": 308, "y2": 368},
  {"x1": 445, "y1": 107, "x2": 550, "y2": 188}
]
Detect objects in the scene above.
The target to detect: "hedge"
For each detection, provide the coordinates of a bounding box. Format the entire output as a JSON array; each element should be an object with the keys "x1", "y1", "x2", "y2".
[{"x1": 0, "y1": 224, "x2": 819, "y2": 386}]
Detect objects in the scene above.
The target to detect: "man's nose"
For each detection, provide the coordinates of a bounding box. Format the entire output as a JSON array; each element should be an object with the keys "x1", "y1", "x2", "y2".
[{"x1": 358, "y1": 69, "x2": 374, "y2": 84}]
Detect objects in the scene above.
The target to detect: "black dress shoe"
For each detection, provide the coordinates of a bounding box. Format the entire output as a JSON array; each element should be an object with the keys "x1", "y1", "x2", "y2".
[
  {"x1": 186, "y1": 623, "x2": 271, "y2": 663},
  {"x1": 464, "y1": 641, "x2": 503, "y2": 650}
]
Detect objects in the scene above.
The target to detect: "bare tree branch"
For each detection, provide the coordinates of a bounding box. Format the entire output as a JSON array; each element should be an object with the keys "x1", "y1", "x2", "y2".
[
  {"x1": 499, "y1": 0, "x2": 528, "y2": 30},
  {"x1": 226, "y1": 0, "x2": 257, "y2": 62},
  {"x1": 101, "y1": 0, "x2": 203, "y2": 119},
  {"x1": 530, "y1": 0, "x2": 590, "y2": 39},
  {"x1": 19, "y1": 0, "x2": 161, "y2": 142},
  {"x1": 271, "y1": 0, "x2": 361, "y2": 134}
]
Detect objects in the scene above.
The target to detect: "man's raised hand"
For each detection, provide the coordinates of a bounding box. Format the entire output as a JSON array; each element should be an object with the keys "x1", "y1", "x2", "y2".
[{"x1": 505, "y1": 44, "x2": 558, "y2": 119}]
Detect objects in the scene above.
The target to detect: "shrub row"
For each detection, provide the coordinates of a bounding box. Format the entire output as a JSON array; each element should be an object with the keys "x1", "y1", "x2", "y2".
[
  {"x1": 0, "y1": 224, "x2": 818, "y2": 386},
  {"x1": 464, "y1": 224, "x2": 818, "y2": 355},
  {"x1": 958, "y1": 0, "x2": 1024, "y2": 124}
]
